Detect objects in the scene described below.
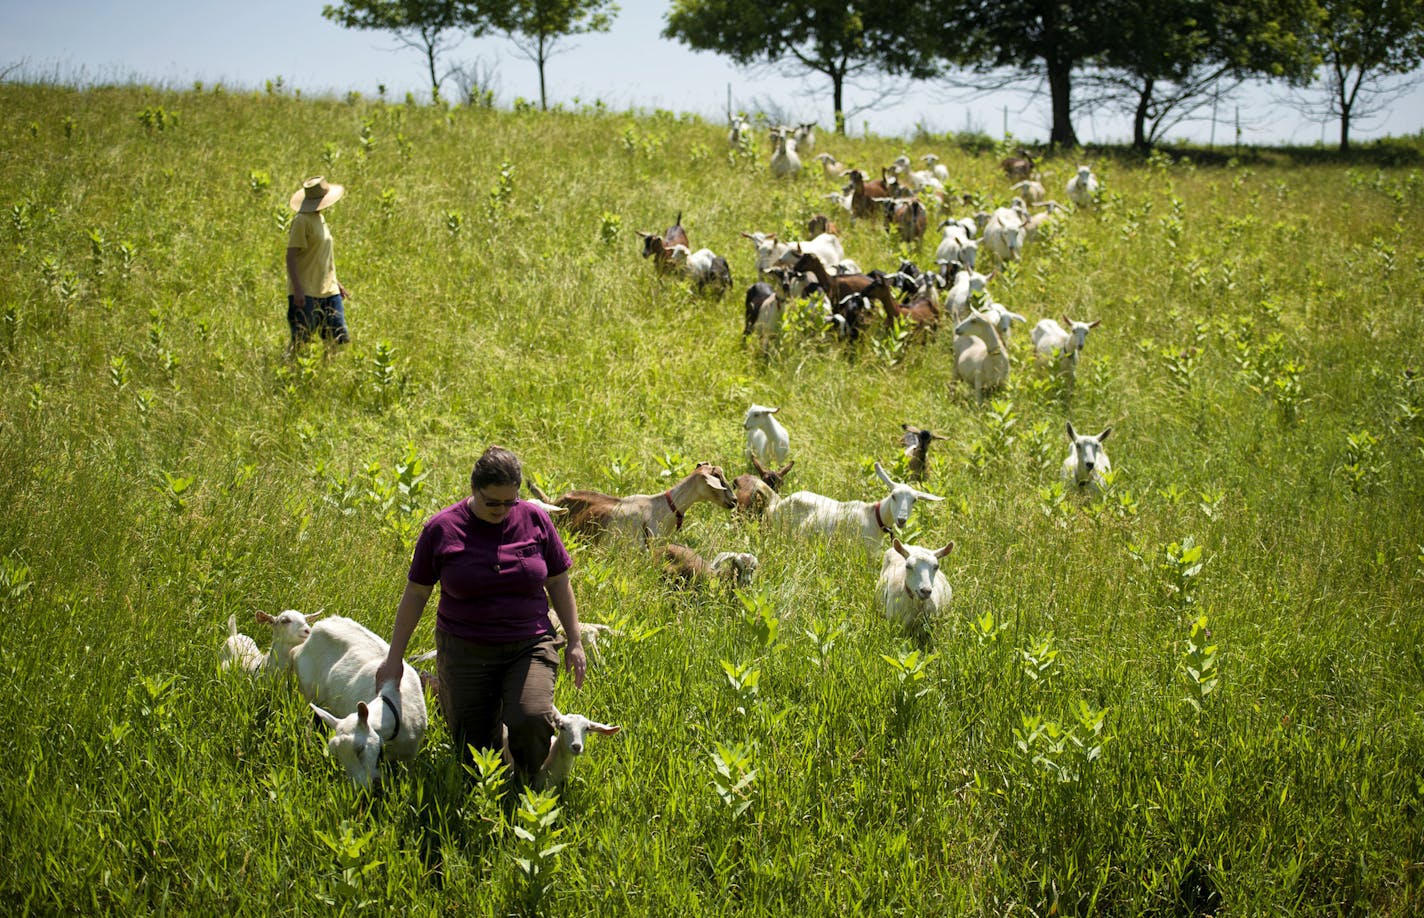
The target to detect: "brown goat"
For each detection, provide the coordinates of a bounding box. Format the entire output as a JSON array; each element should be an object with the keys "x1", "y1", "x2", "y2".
[
  {"x1": 552, "y1": 462, "x2": 736, "y2": 542},
  {"x1": 1000, "y1": 149, "x2": 1036, "y2": 181},
  {"x1": 901, "y1": 425, "x2": 949, "y2": 481},
  {"x1": 655, "y1": 543, "x2": 760, "y2": 587},
  {"x1": 731, "y1": 457, "x2": 795, "y2": 516},
  {"x1": 636, "y1": 211, "x2": 690, "y2": 272},
  {"x1": 791, "y1": 252, "x2": 899, "y2": 329},
  {"x1": 890, "y1": 197, "x2": 928, "y2": 244},
  {"x1": 847, "y1": 168, "x2": 893, "y2": 219}
]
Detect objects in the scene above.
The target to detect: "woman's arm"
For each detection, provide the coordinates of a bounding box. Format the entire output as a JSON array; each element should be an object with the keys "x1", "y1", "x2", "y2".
[
  {"x1": 546, "y1": 571, "x2": 586, "y2": 689},
  {"x1": 375, "y1": 580, "x2": 434, "y2": 688}
]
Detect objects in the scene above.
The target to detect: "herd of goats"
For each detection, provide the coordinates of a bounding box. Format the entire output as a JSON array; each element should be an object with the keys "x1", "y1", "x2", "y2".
[{"x1": 218, "y1": 122, "x2": 1121, "y2": 791}]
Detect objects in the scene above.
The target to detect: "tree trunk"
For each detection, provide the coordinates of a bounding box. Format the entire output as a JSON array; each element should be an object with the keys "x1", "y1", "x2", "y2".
[
  {"x1": 425, "y1": 38, "x2": 440, "y2": 102},
  {"x1": 833, "y1": 73, "x2": 846, "y2": 136},
  {"x1": 1046, "y1": 56, "x2": 1079, "y2": 147},
  {"x1": 1132, "y1": 78, "x2": 1153, "y2": 151},
  {"x1": 538, "y1": 34, "x2": 548, "y2": 111},
  {"x1": 1339, "y1": 112, "x2": 1351, "y2": 152}
]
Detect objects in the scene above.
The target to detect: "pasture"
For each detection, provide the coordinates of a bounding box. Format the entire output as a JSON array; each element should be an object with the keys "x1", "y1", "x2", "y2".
[{"x1": 1, "y1": 82, "x2": 1423, "y2": 915}]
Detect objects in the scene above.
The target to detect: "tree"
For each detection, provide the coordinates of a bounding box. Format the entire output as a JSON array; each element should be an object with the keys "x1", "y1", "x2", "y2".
[
  {"x1": 1087, "y1": 0, "x2": 1317, "y2": 148},
  {"x1": 323, "y1": 0, "x2": 487, "y2": 101},
  {"x1": 478, "y1": 0, "x2": 619, "y2": 111},
  {"x1": 1294, "y1": 0, "x2": 1424, "y2": 151},
  {"x1": 930, "y1": 0, "x2": 1117, "y2": 146},
  {"x1": 663, "y1": 0, "x2": 937, "y2": 136}
]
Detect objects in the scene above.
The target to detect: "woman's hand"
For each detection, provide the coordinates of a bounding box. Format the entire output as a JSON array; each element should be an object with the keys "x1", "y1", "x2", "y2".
[
  {"x1": 564, "y1": 642, "x2": 587, "y2": 689},
  {"x1": 374, "y1": 653, "x2": 403, "y2": 690}
]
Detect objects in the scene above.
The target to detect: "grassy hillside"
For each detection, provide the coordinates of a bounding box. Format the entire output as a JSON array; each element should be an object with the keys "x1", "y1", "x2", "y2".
[{"x1": 2, "y1": 81, "x2": 1423, "y2": 915}]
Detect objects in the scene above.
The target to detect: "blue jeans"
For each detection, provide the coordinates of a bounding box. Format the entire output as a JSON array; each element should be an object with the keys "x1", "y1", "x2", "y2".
[{"x1": 287, "y1": 293, "x2": 350, "y2": 346}]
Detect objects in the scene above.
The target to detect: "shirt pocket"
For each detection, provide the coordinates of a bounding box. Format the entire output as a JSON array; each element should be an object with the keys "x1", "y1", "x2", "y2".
[{"x1": 496, "y1": 540, "x2": 547, "y2": 584}]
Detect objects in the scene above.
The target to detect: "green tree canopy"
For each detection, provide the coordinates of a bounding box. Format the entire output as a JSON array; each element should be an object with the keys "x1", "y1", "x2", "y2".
[
  {"x1": 663, "y1": 0, "x2": 936, "y2": 136},
  {"x1": 1296, "y1": 0, "x2": 1424, "y2": 150},
  {"x1": 931, "y1": 0, "x2": 1117, "y2": 146},
  {"x1": 1089, "y1": 0, "x2": 1317, "y2": 148},
  {"x1": 322, "y1": 0, "x2": 487, "y2": 101},
  {"x1": 478, "y1": 0, "x2": 619, "y2": 111}
]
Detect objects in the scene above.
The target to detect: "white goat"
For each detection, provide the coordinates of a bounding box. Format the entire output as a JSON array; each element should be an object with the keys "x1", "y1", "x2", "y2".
[
  {"x1": 1011, "y1": 179, "x2": 1047, "y2": 204},
  {"x1": 221, "y1": 609, "x2": 316, "y2": 675},
  {"x1": 744, "y1": 404, "x2": 790, "y2": 468},
  {"x1": 933, "y1": 221, "x2": 979, "y2": 271},
  {"x1": 1061, "y1": 422, "x2": 1113, "y2": 492},
  {"x1": 792, "y1": 122, "x2": 817, "y2": 154},
  {"x1": 877, "y1": 538, "x2": 955, "y2": 634},
  {"x1": 891, "y1": 155, "x2": 945, "y2": 194},
  {"x1": 534, "y1": 709, "x2": 621, "y2": 790},
  {"x1": 666, "y1": 244, "x2": 733, "y2": 294},
  {"x1": 980, "y1": 295, "x2": 1028, "y2": 341},
  {"x1": 741, "y1": 231, "x2": 844, "y2": 276},
  {"x1": 293, "y1": 616, "x2": 428, "y2": 790},
  {"x1": 953, "y1": 309, "x2": 1011, "y2": 400},
  {"x1": 771, "y1": 133, "x2": 801, "y2": 178},
  {"x1": 922, "y1": 153, "x2": 950, "y2": 183},
  {"x1": 221, "y1": 615, "x2": 262, "y2": 673},
  {"x1": 728, "y1": 113, "x2": 752, "y2": 148},
  {"x1": 768, "y1": 461, "x2": 943, "y2": 552},
  {"x1": 1031, "y1": 315, "x2": 1101, "y2": 379},
  {"x1": 1066, "y1": 165, "x2": 1099, "y2": 208},
  {"x1": 983, "y1": 206, "x2": 1025, "y2": 264},
  {"x1": 940, "y1": 263, "x2": 992, "y2": 322},
  {"x1": 1023, "y1": 200, "x2": 1066, "y2": 243}
]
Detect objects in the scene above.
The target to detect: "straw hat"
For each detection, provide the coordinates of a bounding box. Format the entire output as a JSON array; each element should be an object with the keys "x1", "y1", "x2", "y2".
[{"x1": 289, "y1": 176, "x2": 345, "y2": 213}]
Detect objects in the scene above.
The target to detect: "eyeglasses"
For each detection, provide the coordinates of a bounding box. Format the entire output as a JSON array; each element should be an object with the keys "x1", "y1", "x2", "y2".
[{"x1": 477, "y1": 490, "x2": 520, "y2": 509}]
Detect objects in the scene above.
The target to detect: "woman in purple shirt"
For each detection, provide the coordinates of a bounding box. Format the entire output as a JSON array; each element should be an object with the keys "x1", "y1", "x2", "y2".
[{"x1": 375, "y1": 446, "x2": 586, "y2": 784}]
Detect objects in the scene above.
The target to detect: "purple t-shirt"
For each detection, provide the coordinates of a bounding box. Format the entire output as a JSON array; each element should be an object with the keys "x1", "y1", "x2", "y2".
[{"x1": 408, "y1": 499, "x2": 572, "y2": 643}]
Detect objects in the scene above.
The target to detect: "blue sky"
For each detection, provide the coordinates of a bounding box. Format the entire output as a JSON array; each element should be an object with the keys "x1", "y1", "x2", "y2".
[{"x1": 3, "y1": 0, "x2": 1422, "y2": 146}]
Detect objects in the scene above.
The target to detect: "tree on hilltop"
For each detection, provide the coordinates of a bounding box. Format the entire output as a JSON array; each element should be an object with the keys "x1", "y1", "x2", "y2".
[
  {"x1": 323, "y1": 0, "x2": 488, "y2": 102},
  {"x1": 1085, "y1": 0, "x2": 1318, "y2": 149},
  {"x1": 924, "y1": 0, "x2": 1116, "y2": 147},
  {"x1": 1289, "y1": 0, "x2": 1424, "y2": 151},
  {"x1": 663, "y1": 0, "x2": 937, "y2": 136},
  {"x1": 477, "y1": 0, "x2": 620, "y2": 111}
]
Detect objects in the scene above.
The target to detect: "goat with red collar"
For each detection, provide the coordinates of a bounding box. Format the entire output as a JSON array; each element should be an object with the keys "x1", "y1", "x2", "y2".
[
  {"x1": 767, "y1": 461, "x2": 943, "y2": 554},
  {"x1": 545, "y1": 462, "x2": 736, "y2": 543}
]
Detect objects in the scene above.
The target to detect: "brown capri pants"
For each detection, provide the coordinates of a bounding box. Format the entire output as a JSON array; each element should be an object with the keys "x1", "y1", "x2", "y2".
[{"x1": 435, "y1": 629, "x2": 559, "y2": 782}]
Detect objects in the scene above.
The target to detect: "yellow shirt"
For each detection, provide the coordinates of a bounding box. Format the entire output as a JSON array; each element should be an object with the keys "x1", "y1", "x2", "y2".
[{"x1": 287, "y1": 211, "x2": 340, "y2": 298}]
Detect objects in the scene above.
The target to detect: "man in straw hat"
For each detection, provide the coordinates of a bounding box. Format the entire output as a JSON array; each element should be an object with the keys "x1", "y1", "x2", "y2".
[{"x1": 285, "y1": 176, "x2": 351, "y2": 351}]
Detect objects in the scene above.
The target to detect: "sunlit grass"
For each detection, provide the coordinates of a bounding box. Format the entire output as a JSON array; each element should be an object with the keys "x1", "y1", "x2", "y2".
[{"x1": 1, "y1": 81, "x2": 1423, "y2": 914}]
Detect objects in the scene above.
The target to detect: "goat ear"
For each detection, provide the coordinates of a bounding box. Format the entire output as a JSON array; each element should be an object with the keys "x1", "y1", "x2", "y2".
[
  {"x1": 1089, "y1": 319, "x2": 1101, "y2": 328},
  {"x1": 1097, "y1": 426, "x2": 1112, "y2": 443},
  {"x1": 590, "y1": 722, "x2": 621, "y2": 735},
  {"x1": 893, "y1": 538, "x2": 910, "y2": 558},
  {"x1": 935, "y1": 541, "x2": 956, "y2": 559},
  {"x1": 913, "y1": 490, "x2": 944, "y2": 502},
  {"x1": 751, "y1": 455, "x2": 768, "y2": 475},
  {"x1": 778, "y1": 460, "x2": 795, "y2": 475},
  {"x1": 635, "y1": 230, "x2": 651, "y2": 239},
  {"x1": 255, "y1": 610, "x2": 275, "y2": 625},
  {"x1": 306, "y1": 611, "x2": 324, "y2": 623},
  {"x1": 1066, "y1": 421, "x2": 1078, "y2": 441},
  {"x1": 1062, "y1": 313, "x2": 1072, "y2": 327},
  {"x1": 311, "y1": 703, "x2": 340, "y2": 729},
  {"x1": 874, "y1": 461, "x2": 895, "y2": 487},
  {"x1": 356, "y1": 702, "x2": 370, "y2": 726}
]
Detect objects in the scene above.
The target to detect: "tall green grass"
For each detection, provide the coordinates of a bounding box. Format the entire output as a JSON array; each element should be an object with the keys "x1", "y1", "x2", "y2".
[{"x1": 2, "y1": 81, "x2": 1423, "y2": 915}]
